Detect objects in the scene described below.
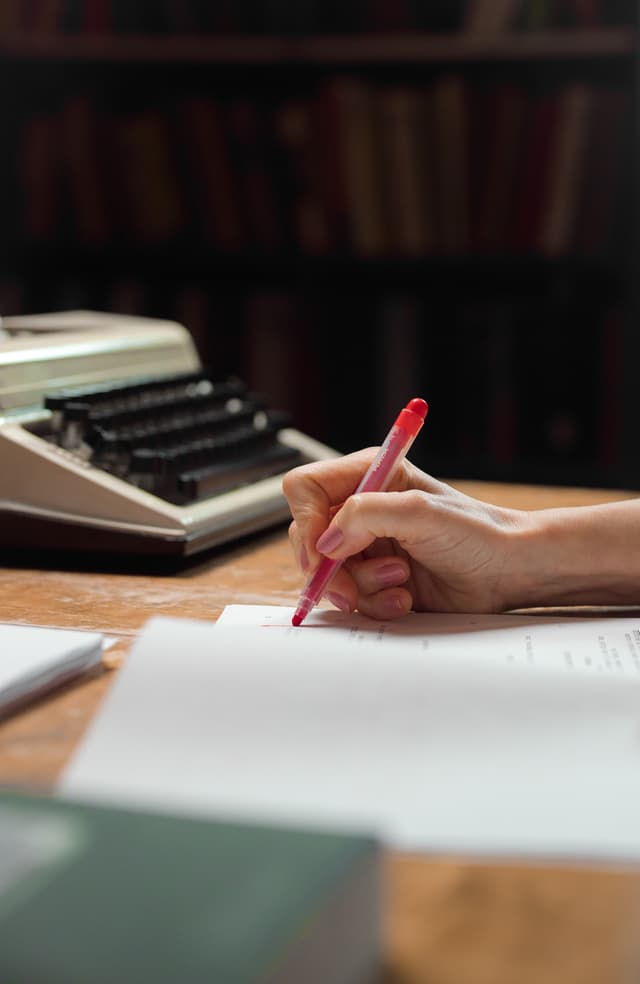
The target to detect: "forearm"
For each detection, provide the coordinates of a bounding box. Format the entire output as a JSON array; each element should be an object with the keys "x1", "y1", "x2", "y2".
[{"x1": 505, "y1": 499, "x2": 640, "y2": 608}]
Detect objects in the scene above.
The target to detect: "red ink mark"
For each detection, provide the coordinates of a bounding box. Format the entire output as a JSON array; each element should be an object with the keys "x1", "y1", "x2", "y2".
[{"x1": 259, "y1": 623, "x2": 331, "y2": 628}]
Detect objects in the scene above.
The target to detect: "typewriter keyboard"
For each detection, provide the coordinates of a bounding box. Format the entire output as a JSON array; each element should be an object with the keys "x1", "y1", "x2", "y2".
[{"x1": 43, "y1": 372, "x2": 303, "y2": 505}]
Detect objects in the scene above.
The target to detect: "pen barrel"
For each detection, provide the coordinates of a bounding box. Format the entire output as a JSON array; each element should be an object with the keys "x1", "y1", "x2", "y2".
[
  {"x1": 298, "y1": 426, "x2": 414, "y2": 612},
  {"x1": 299, "y1": 554, "x2": 341, "y2": 607},
  {"x1": 293, "y1": 400, "x2": 427, "y2": 622},
  {"x1": 356, "y1": 423, "x2": 419, "y2": 495}
]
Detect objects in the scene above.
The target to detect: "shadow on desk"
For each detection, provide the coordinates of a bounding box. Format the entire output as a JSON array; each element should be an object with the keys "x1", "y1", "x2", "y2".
[{"x1": 0, "y1": 524, "x2": 288, "y2": 577}]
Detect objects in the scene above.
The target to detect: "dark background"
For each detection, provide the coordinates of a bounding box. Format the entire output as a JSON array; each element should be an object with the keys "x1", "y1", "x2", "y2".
[{"x1": 1, "y1": 0, "x2": 638, "y2": 488}]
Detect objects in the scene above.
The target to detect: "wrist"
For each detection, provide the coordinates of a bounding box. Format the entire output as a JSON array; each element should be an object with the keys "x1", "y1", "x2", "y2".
[{"x1": 502, "y1": 503, "x2": 640, "y2": 609}]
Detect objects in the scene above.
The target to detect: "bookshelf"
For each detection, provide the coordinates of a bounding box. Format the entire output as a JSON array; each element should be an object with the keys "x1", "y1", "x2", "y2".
[
  {"x1": 1, "y1": 0, "x2": 638, "y2": 489},
  {"x1": 0, "y1": 28, "x2": 635, "y2": 61}
]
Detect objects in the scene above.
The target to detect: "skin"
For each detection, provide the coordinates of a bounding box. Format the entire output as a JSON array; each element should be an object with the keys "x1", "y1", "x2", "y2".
[{"x1": 283, "y1": 448, "x2": 640, "y2": 619}]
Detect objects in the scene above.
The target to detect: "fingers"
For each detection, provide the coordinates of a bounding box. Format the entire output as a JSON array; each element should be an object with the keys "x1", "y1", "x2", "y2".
[
  {"x1": 313, "y1": 553, "x2": 413, "y2": 620},
  {"x1": 349, "y1": 554, "x2": 410, "y2": 595},
  {"x1": 283, "y1": 449, "x2": 380, "y2": 510},
  {"x1": 284, "y1": 450, "x2": 439, "y2": 571},
  {"x1": 284, "y1": 450, "x2": 441, "y2": 524},
  {"x1": 284, "y1": 454, "x2": 445, "y2": 620},
  {"x1": 326, "y1": 560, "x2": 413, "y2": 619},
  {"x1": 347, "y1": 555, "x2": 413, "y2": 620},
  {"x1": 356, "y1": 586, "x2": 413, "y2": 620},
  {"x1": 315, "y1": 489, "x2": 431, "y2": 560},
  {"x1": 284, "y1": 449, "x2": 378, "y2": 568}
]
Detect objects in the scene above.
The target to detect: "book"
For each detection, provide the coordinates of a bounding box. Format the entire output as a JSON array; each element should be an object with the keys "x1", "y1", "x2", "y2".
[
  {"x1": 0, "y1": 789, "x2": 380, "y2": 984},
  {"x1": 115, "y1": 111, "x2": 184, "y2": 243},
  {"x1": 509, "y1": 91, "x2": 560, "y2": 253},
  {"x1": 30, "y1": 0, "x2": 64, "y2": 33},
  {"x1": 573, "y1": 85, "x2": 629, "y2": 258},
  {"x1": 226, "y1": 98, "x2": 284, "y2": 253},
  {"x1": 0, "y1": 0, "x2": 22, "y2": 30},
  {"x1": 329, "y1": 78, "x2": 386, "y2": 257},
  {"x1": 538, "y1": 83, "x2": 592, "y2": 256},
  {"x1": 82, "y1": 0, "x2": 112, "y2": 33},
  {"x1": 274, "y1": 98, "x2": 331, "y2": 255},
  {"x1": 377, "y1": 85, "x2": 434, "y2": 257},
  {"x1": 180, "y1": 96, "x2": 244, "y2": 252},
  {"x1": 464, "y1": 0, "x2": 517, "y2": 32},
  {"x1": 474, "y1": 83, "x2": 527, "y2": 252},
  {"x1": 60, "y1": 96, "x2": 110, "y2": 245},
  {"x1": 0, "y1": 623, "x2": 103, "y2": 717},
  {"x1": 62, "y1": 609, "x2": 640, "y2": 862},
  {"x1": 571, "y1": 0, "x2": 602, "y2": 26},
  {"x1": 430, "y1": 74, "x2": 469, "y2": 255},
  {"x1": 19, "y1": 113, "x2": 59, "y2": 242},
  {"x1": 312, "y1": 83, "x2": 352, "y2": 252},
  {"x1": 520, "y1": 0, "x2": 552, "y2": 30},
  {"x1": 368, "y1": 0, "x2": 414, "y2": 31}
]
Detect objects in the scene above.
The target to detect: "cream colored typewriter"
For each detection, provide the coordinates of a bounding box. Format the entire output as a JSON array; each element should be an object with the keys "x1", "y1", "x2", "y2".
[{"x1": 0, "y1": 311, "x2": 334, "y2": 557}]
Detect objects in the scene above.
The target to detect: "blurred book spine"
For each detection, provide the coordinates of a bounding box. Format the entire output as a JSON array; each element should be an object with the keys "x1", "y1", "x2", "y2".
[{"x1": 12, "y1": 76, "x2": 629, "y2": 259}]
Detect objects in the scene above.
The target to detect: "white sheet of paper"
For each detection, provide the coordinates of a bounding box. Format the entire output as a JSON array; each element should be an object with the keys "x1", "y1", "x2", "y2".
[
  {"x1": 60, "y1": 610, "x2": 640, "y2": 862},
  {"x1": 0, "y1": 623, "x2": 104, "y2": 712},
  {"x1": 218, "y1": 604, "x2": 640, "y2": 680}
]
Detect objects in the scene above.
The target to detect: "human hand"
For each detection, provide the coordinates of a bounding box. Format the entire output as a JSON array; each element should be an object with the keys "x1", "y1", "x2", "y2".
[{"x1": 283, "y1": 450, "x2": 533, "y2": 619}]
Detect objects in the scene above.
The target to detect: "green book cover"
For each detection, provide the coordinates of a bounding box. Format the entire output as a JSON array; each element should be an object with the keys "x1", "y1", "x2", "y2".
[{"x1": 0, "y1": 792, "x2": 380, "y2": 984}]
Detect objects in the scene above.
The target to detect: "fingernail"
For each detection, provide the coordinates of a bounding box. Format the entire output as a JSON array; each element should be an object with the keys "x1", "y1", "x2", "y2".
[
  {"x1": 316, "y1": 525, "x2": 344, "y2": 554},
  {"x1": 300, "y1": 544, "x2": 309, "y2": 573},
  {"x1": 375, "y1": 563, "x2": 407, "y2": 588},
  {"x1": 326, "y1": 591, "x2": 351, "y2": 613}
]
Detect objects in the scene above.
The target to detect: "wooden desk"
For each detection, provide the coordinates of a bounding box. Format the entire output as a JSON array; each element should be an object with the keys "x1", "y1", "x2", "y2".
[{"x1": 2, "y1": 480, "x2": 640, "y2": 984}]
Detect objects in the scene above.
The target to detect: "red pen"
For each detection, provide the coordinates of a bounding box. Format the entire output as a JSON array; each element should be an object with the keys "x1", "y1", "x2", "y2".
[{"x1": 291, "y1": 397, "x2": 428, "y2": 627}]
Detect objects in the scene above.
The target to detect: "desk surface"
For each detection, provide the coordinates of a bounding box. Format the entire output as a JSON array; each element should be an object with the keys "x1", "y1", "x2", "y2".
[{"x1": 2, "y1": 480, "x2": 640, "y2": 984}]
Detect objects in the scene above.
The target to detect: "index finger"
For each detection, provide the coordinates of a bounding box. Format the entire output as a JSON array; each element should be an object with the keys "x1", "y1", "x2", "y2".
[
  {"x1": 283, "y1": 449, "x2": 379, "y2": 563},
  {"x1": 284, "y1": 449, "x2": 379, "y2": 514}
]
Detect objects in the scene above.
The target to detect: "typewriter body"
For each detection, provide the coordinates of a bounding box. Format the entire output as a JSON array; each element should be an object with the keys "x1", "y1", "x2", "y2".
[{"x1": 0, "y1": 311, "x2": 335, "y2": 557}]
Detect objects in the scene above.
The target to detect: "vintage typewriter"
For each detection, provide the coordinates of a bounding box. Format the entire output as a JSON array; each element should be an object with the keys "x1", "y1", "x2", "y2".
[{"x1": 0, "y1": 310, "x2": 335, "y2": 557}]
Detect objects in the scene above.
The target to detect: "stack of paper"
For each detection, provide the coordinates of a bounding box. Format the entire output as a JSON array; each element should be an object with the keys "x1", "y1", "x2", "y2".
[
  {"x1": 0, "y1": 624, "x2": 103, "y2": 715},
  {"x1": 60, "y1": 606, "x2": 640, "y2": 862}
]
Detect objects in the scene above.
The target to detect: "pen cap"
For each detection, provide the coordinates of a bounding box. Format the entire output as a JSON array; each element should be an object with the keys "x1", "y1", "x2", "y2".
[
  {"x1": 397, "y1": 398, "x2": 428, "y2": 438},
  {"x1": 355, "y1": 397, "x2": 428, "y2": 495}
]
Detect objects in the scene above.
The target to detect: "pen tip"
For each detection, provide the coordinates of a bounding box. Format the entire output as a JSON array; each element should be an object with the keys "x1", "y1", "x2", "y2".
[{"x1": 291, "y1": 612, "x2": 303, "y2": 627}]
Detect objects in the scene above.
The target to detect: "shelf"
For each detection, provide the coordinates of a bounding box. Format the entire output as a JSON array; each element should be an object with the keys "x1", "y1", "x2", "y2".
[
  {"x1": 0, "y1": 249, "x2": 625, "y2": 292},
  {"x1": 294, "y1": 29, "x2": 637, "y2": 63},
  {"x1": 0, "y1": 29, "x2": 635, "y2": 65},
  {"x1": 1, "y1": 19, "x2": 636, "y2": 490}
]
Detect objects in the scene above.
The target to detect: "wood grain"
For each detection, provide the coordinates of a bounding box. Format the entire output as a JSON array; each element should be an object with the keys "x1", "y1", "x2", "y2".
[{"x1": 2, "y1": 481, "x2": 640, "y2": 983}]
